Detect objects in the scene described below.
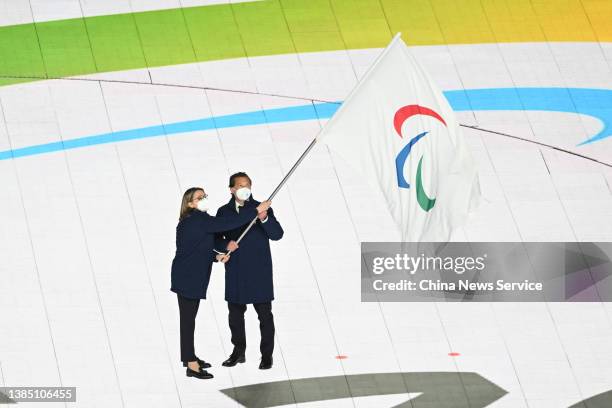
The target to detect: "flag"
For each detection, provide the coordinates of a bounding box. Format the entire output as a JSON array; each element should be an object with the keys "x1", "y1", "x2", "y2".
[{"x1": 317, "y1": 33, "x2": 480, "y2": 242}]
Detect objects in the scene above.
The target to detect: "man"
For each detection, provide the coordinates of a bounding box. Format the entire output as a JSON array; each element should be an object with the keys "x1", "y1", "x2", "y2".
[{"x1": 215, "y1": 172, "x2": 284, "y2": 370}]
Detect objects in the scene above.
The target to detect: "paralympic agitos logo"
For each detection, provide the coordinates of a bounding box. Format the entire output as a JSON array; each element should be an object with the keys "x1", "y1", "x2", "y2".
[{"x1": 394, "y1": 104, "x2": 447, "y2": 212}]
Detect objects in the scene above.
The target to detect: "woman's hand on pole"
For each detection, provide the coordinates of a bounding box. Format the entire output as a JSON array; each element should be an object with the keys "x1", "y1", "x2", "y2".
[{"x1": 216, "y1": 253, "x2": 230, "y2": 263}]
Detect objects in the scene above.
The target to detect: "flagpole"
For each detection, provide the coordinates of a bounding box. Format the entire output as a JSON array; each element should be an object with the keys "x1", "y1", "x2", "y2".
[
  {"x1": 222, "y1": 32, "x2": 403, "y2": 256},
  {"x1": 224, "y1": 137, "x2": 318, "y2": 253}
]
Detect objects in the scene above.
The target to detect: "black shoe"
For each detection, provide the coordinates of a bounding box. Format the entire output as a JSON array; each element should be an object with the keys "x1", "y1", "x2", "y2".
[
  {"x1": 222, "y1": 353, "x2": 246, "y2": 367},
  {"x1": 186, "y1": 367, "x2": 214, "y2": 379},
  {"x1": 183, "y1": 357, "x2": 211, "y2": 369},
  {"x1": 259, "y1": 356, "x2": 273, "y2": 370}
]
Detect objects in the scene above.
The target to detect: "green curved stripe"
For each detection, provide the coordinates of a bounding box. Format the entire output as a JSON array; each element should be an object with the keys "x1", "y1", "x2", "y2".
[
  {"x1": 1, "y1": 0, "x2": 611, "y2": 88},
  {"x1": 416, "y1": 156, "x2": 436, "y2": 212}
]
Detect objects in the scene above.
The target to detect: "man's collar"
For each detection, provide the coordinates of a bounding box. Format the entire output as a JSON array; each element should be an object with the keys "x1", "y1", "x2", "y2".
[{"x1": 233, "y1": 196, "x2": 250, "y2": 211}]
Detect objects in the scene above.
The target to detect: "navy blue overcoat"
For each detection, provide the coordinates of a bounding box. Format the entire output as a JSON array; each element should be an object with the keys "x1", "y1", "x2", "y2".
[
  {"x1": 171, "y1": 207, "x2": 258, "y2": 299},
  {"x1": 215, "y1": 197, "x2": 283, "y2": 304}
]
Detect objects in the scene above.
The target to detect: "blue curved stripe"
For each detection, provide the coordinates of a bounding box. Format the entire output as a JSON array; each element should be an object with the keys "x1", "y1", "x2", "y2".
[
  {"x1": 396, "y1": 131, "x2": 428, "y2": 188},
  {"x1": 443, "y1": 88, "x2": 612, "y2": 145},
  {"x1": 0, "y1": 87, "x2": 610, "y2": 160}
]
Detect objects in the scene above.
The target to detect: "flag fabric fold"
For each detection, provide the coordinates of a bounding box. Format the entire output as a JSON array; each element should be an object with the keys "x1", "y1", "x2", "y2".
[{"x1": 317, "y1": 33, "x2": 480, "y2": 241}]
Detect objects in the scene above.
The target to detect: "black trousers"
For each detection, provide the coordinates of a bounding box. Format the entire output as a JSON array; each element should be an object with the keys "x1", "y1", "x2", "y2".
[
  {"x1": 177, "y1": 293, "x2": 200, "y2": 363},
  {"x1": 228, "y1": 302, "x2": 274, "y2": 359}
]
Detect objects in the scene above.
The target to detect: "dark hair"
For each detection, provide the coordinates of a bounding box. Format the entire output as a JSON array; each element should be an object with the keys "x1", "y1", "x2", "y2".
[
  {"x1": 179, "y1": 187, "x2": 204, "y2": 221},
  {"x1": 229, "y1": 172, "x2": 252, "y2": 188}
]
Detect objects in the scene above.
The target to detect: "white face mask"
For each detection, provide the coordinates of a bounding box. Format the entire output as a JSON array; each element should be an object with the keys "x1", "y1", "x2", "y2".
[
  {"x1": 196, "y1": 197, "x2": 209, "y2": 212},
  {"x1": 235, "y1": 187, "x2": 251, "y2": 201}
]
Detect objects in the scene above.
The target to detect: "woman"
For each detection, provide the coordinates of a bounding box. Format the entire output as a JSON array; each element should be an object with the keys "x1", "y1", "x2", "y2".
[{"x1": 171, "y1": 186, "x2": 271, "y2": 379}]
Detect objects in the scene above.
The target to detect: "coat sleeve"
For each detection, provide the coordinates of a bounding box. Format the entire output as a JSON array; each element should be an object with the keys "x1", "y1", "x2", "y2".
[
  {"x1": 201, "y1": 207, "x2": 258, "y2": 233},
  {"x1": 213, "y1": 207, "x2": 230, "y2": 253},
  {"x1": 259, "y1": 207, "x2": 284, "y2": 241}
]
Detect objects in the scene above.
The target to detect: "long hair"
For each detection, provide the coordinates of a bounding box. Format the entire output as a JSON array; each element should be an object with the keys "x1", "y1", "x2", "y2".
[{"x1": 179, "y1": 187, "x2": 204, "y2": 221}]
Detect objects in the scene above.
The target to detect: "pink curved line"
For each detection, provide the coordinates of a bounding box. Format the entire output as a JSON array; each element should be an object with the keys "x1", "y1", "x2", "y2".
[{"x1": 393, "y1": 105, "x2": 447, "y2": 138}]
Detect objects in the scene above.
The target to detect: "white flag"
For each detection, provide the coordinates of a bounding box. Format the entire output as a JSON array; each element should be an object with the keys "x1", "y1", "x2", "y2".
[{"x1": 317, "y1": 33, "x2": 480, "y2": 242}]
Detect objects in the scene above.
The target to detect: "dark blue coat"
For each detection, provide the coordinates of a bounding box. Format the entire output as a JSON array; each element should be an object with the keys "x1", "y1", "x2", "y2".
[
  {"x1": 171, "y1": 207, "x2": 259, "y2": 300},
  {"x1": 215, "y1": 197, "x2": 283, "y2": 304}
]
